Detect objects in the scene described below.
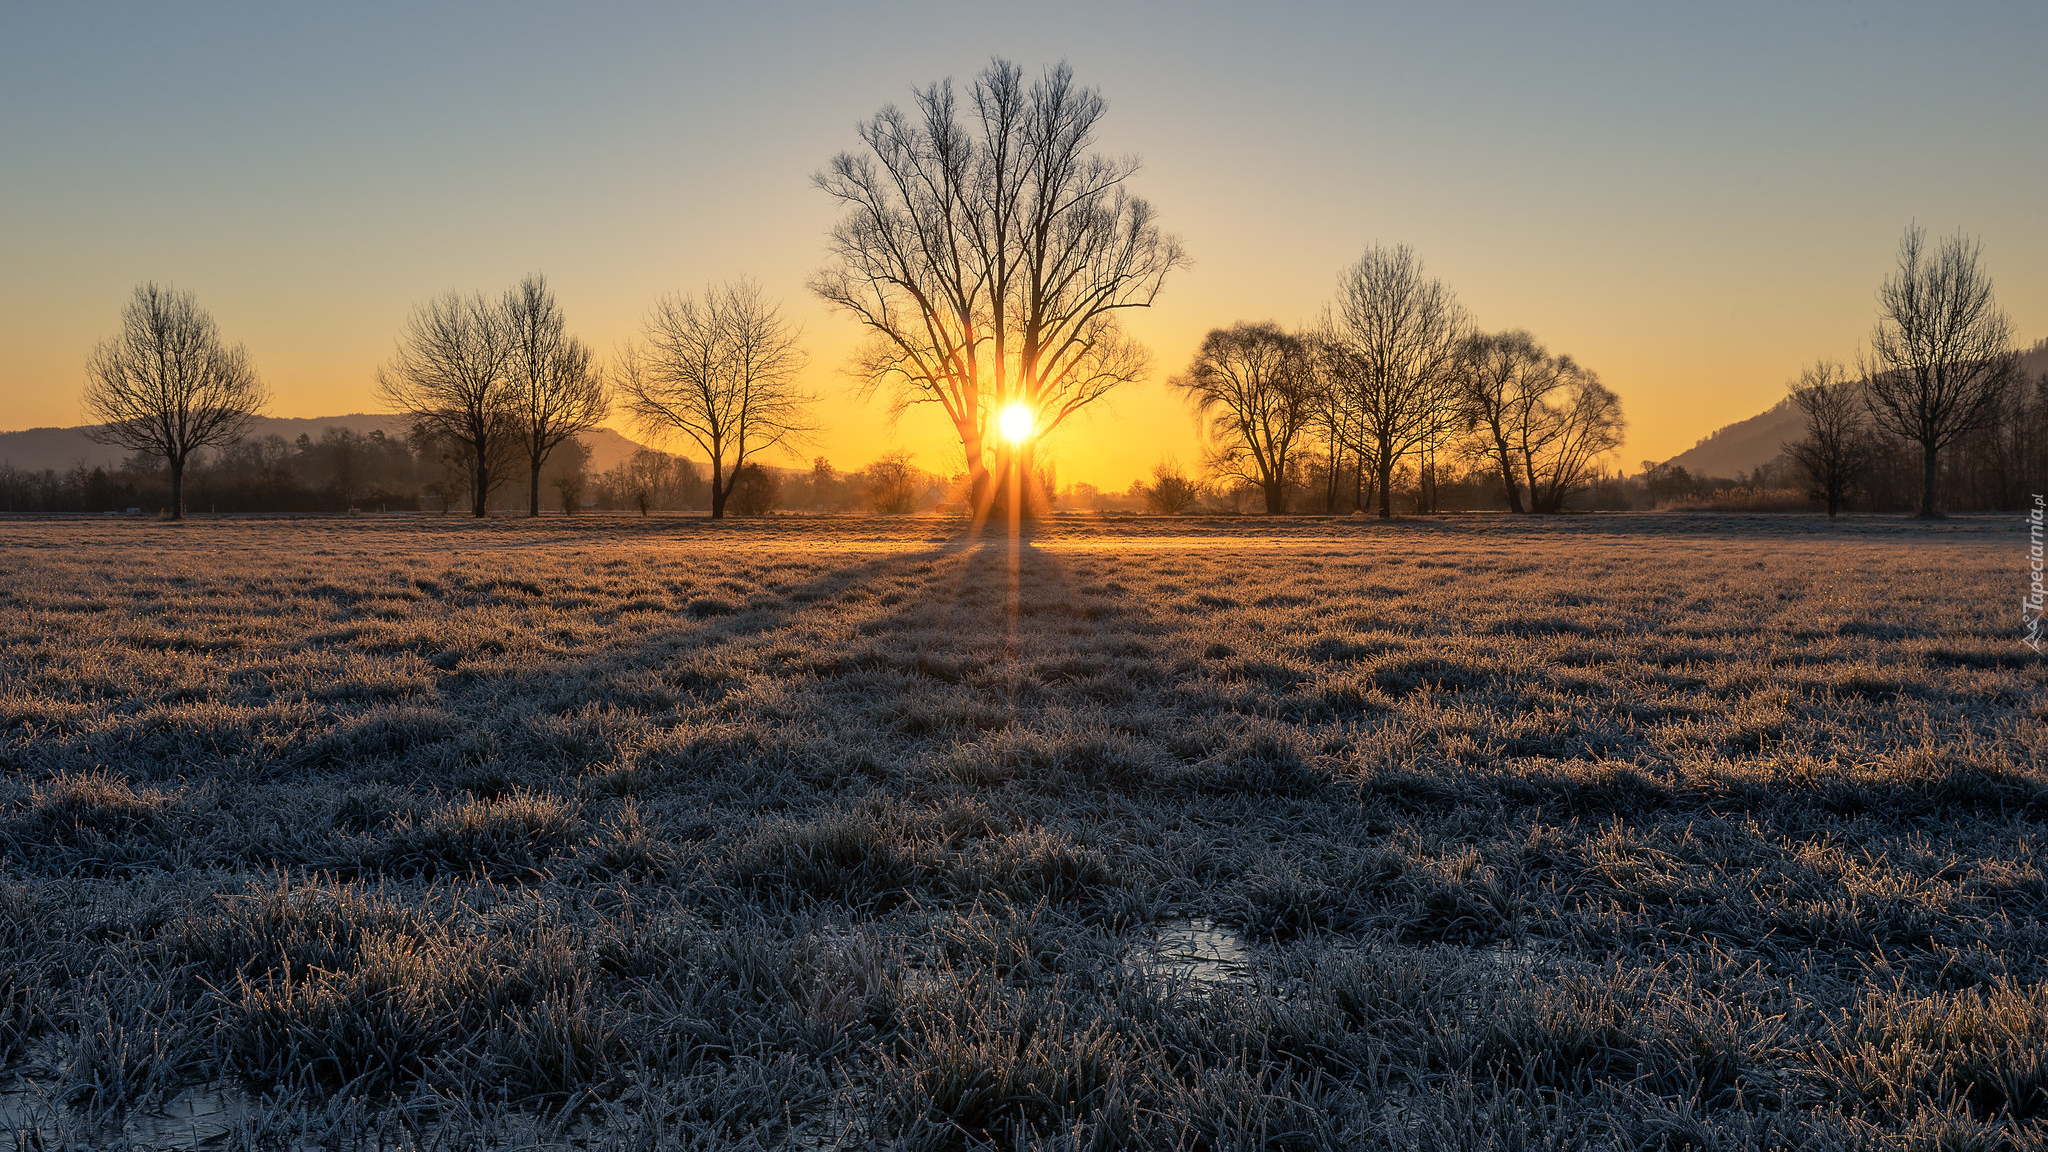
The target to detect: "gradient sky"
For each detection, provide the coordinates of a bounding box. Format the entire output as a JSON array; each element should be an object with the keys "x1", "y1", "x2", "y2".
[{"x1": 3, "y1": 2, "x2": 2043, "y2": 488}]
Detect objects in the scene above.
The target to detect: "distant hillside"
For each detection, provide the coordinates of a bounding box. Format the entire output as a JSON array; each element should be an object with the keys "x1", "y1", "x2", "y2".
[
  {"x1": 0, "y1": 414, "x2": 664, "y2": 475},
  {"x1": 1662, "y1": 398, "x2": 1805, "y2": 480},
  {"x1": 1660, "y1": 340, "x2": 2047, "y2": 479}
]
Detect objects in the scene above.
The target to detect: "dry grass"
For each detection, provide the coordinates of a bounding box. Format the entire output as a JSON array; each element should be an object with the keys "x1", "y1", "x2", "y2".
[{"x1": 0, "y1": 511, "x2": 2039, "y2": 1149}]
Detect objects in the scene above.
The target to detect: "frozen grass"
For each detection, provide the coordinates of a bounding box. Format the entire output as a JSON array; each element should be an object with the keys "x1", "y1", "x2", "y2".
[{"x1": 0, "y1": 512, "x2": 2039, "y2": 1149}]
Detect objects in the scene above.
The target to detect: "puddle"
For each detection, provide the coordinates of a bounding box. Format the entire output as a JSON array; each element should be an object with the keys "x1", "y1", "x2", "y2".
[
  {"x1": 0, "y1": 1082, "x2": 256, "y2": 1151},
  {"x1": 1129, "y1": 917, "x2": 1256, "y2": 990},
  {"x1": 0, "y1": 1086, "x2": 58, "y2": 1150}
]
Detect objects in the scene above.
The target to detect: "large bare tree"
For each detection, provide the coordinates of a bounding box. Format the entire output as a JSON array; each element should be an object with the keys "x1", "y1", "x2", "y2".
[
  {"x1": 619, "y1": 280, "x2": 812, "y2": 519},
  {"x1": 82, "y1": 283, "x2": 268, "y2": 519},
  {"x1": 1862, "y1": 225, "x2": 2020, "y2": 518},
  {"x1": 377, "y1": 290, "x2": 516, "y2": 518},
  {"x1": 1172, "y1": 323, "x2": 1315, "y2": 514},
  {"x1": 504, "y1": 274, "x2": 608, "y2": 517},
  {"x1": 1323, "y1": 245, "x2": 1469, "y2": 519},
  {"x1": 812, "y1": 58, "x2": 1186, "y2": 521},
  {"x1": 1783, "y1": 360, "x2": 1873, "y2": 519}
]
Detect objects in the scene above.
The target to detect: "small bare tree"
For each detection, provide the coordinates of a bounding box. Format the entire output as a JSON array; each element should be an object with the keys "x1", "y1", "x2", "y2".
[
  {"x1": 545, "y1": 436, "x2": 592, "y2": 515},
  {"x1": 1172, "y1": 323, "x2": 1315, "y2": 514},
  {"x1": 813, "y1": 59, "x2": 1186, "y2": 522},
  {"x1": 82, "y1": 283, "x2": 268, "y2": 519},
  {"x1": 505, "y1": 274, "x2": 608, "y2": 518},
  {"x1": 1862, "y1": 225, "x2": 2020, "y2": 517},
  {"x1": 866, "y1": 451, "x2": 921, "y2": 514},
  {"x1": 1453, "y1": 330, "x2": 1569, "y2": 514},
  {"x1": 1783, "y1": 360, "x2": 1873, "y2": 518},
  {"x1": 620, "y1": 280, "x2": 813, "y2": 519},
  {"x1": 1324, "y1": 245, "x2": 1470, "y2": 519},
  {"x1": 1523, "y1": 367, "x2": 1625, "y2": 513},
  {"x1": 378, "y1": 290, "x2": 516, "y2": 518},
  {"x1": 1141, "y1": 461, "x2": 1204, "y2": 514}
]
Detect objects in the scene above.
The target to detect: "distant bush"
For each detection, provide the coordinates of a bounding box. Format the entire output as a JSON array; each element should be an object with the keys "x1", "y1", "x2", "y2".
[
  {"x1": 1657, "y1": 486, "x2": 1815, "y2": 512},
  {"x1": 728, "y1": 462, "x2": 780, "y2": 516}
]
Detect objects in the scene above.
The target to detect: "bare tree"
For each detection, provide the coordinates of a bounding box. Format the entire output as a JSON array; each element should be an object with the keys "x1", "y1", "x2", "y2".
[
  {"x1": 1323, "y1": 245, "x2": 1469, "y2": 519},
  {"x1": 1172, "y1": 323, "x2": 1315, "y2": 514},
  {"x1": 378, "y1": 290, "x2": 516, "y2": 517},
  {"x1": 1782, "y1": 360, "x2": 1873, "y2": 518},
  {"x1": 866, "y1": 451, "x2": 921, "y2": 514},
  {"x1": 545, "y1": 436, "x2": 592, "y2": 514},
  {"x1": 1453, "y1": 330, "x2": 1568, "y2": 514},
  {"x1": 620, "y1": 280, "x2": 812, "y2": 519},
  {"x1": 813, "y1": 58, "x2": 1186, "y2": 522},
  {"x1": 1524, "y1": 367, "x2": 1626, "y2": 513},
  {"x1": 1140, "y1": 461, "x2": 1204, "y2": 515},
  {"x1": 82, "y1": 283, "x2": 268, "y2": 519},
  {"x1": 504, "y1": 274, "x2": 608, "y2": 518},
  {"x1": 1862, "y1": 225, "x2": 2020, "y2": 517}
]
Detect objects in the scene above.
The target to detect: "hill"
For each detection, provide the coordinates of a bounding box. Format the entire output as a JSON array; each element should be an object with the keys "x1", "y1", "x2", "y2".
[
  {"x1": 0, "y1": 415, "x2": 664, "y2": 475},
  {"x1": 1660, "y1": 339, "x2": 2047, "y2": 479}
]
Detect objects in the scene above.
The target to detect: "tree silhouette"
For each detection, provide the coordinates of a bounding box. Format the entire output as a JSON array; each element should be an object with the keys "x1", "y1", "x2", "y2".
[
  {"x1": 1862, "y1": 225, "x2": 2019, "y2": 518},
  {"x1": 1173, "y1": 323, "x2": 1315, "y2": 514},
  {"x1": 504, "y1": 274, "x2": 607, "y2": 518},
  {"x1": 813, "y1": 58, "x2": 1185, "y2": 523},
  {"x1": 1321, "y1": 245, "x2": 1469, "y2": 519},
  {"x1": 378, "y1": 290, "x2": 516, "y2": 518},
  {"x1": 82, "y1": 283, "x2": 268, "y2": 519},
  {"x1": 620, "y1": 280, "x2": 812, "y2": 519},
  {"x1": 1783, "y1": 361, "x2": 1873, "y2": 518}
]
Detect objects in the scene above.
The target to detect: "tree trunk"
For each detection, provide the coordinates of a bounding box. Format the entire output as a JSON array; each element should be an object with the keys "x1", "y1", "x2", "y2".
[
  {"x1": 962, "y1": 428, "x2": 1004, "y2": 523},
  {"x1": 528, "y1": 461, "x2": 542, "y2": 518},
  {"x1": 1264, "y1": 479, "x2": 1285, "y2": 515},
  {"x1": 472, "y1": 453, "x2": 489, "y2": 518},
  {"x1": 1376, "y1": 451, "x2": 1394, "y2": 520},
  {"x1": 984, "y1": 443, "x2": 1043, "y2": 522},
  {"x1": 169, "y1": 458, "x2": 185, "y2": 521},
  {"x1": 1494, "y1": 440, "x2": 1524, "y2": 514},
  {"x1": 709, "y1": 460, "x2": 727, "y2": 519},
  {"x1": 1917, "y1": 443, "x2": 1940, "y2": 519}
]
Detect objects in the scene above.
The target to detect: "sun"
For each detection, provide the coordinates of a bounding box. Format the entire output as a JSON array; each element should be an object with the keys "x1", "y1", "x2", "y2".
[{"x1": 997, "y1": 402, "x2": 1034, "y2": 445}]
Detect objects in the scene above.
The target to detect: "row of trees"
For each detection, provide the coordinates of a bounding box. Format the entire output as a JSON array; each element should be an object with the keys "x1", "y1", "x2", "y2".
[
  {"x1": 1173, "y1": 249, "x2": 1626, "y2": 517},
  {"x1": 376, "y1": 275, "x2": 608, "y2": 518},
  {"x1": 71, "y1": 274, "x2": 822, "y2": 520},
  {"x1": 1783, "y1": 226, "x2": 2035, "y2": 518},
  {"x1": 73, "y1": 277, "x2": 612, "y2": 521},
  {"x1": 59, "y1": 60, "x2": 2033, "y2": 523},
  {"x1": 0, "y1": 425, "x2": 962, "y2": 518}
]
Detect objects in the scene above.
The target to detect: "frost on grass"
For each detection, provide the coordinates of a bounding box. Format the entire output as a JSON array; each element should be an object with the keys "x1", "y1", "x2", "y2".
[{"x1": 0, "y1": 514, "x2": 2041, "y2": 1148}]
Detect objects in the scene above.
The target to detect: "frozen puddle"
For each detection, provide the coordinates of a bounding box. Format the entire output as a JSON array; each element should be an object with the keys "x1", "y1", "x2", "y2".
[
  {"x1": 1130, "y1": 917, "x2": 1256, "y2": 989},
  {"x1": 0, "y1": 1083, "x2": 257, "y2": 1152}
]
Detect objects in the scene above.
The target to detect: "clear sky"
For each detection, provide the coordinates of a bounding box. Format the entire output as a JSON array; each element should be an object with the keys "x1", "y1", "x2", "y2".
[{"x1": 3, "y1": 2, "x2": 2042, "y2": 488}]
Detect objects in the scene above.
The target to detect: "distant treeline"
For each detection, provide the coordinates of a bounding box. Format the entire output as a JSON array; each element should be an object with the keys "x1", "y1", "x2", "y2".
[
  {"x1": 1077, "y1": 359, "x2": 2048, "y2": 518},
  {"x1": 0, "y1": 426, "x2": 962, "y2": 517},
  {"x1": 1644, "y1": 367, "x2": 2048, "y2": 515}
]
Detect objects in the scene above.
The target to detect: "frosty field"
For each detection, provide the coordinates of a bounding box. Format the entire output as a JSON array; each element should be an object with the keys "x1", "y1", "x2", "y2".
[{"x1": 0, "y1": 514, "x2": 2041, "y2": 1150}]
